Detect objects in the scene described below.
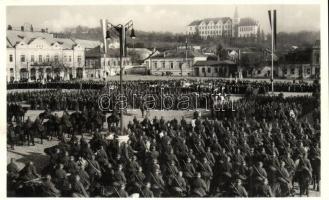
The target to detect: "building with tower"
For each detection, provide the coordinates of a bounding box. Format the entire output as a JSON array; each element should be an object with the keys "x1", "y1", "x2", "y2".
[{"x1": 187, "y1": 6, "x2": 260, "y2": 39}]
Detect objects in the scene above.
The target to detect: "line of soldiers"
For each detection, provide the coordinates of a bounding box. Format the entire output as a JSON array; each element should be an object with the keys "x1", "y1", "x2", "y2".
[
  {"x1": 7, "y1": 79, "x2": 319, "y2": 93},
  {"x1": 7, "y1": 94, "x2": 320, "y2": 197}
]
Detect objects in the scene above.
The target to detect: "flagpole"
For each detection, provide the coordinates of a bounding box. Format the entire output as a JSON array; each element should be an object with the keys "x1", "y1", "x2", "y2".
[{"x1": 271, "y1": 10, "x2": 274, "y2": 94}]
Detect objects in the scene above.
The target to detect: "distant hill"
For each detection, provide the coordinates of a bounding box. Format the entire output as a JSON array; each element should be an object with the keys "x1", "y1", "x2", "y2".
[{"x1": 51, "y1": 25, "x2": 320, "y2": 51}]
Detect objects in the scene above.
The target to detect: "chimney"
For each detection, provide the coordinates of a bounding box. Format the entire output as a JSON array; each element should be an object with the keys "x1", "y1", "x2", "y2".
[{"x1": 21, "y1": 26, "x2": 24, "y2": 31}]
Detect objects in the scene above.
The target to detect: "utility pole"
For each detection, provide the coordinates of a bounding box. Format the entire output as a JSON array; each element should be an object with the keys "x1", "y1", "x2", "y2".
[{"x1": 102, "y1": 19, "x2": 135, "y2": 135}]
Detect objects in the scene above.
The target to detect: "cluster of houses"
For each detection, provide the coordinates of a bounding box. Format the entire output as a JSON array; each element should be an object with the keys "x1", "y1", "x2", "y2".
[{"x1": 6, "y1": 24, "x2": 320, "y2": 82}]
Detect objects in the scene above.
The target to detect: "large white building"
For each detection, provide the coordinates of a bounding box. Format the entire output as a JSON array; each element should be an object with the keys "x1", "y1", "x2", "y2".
[
  {"x1": 187, "y1": 7, "x2": 260, "y2": 39},
  {"x1": 6, "y1": 25, "x2": 128, "y2": 82},
  {"x1": 187, "y1": 17, "x2": 233, "y2": 38}
]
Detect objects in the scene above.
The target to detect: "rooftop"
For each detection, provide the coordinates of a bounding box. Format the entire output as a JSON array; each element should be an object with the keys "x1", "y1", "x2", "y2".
[
  {"x1": 194, "y1": 60, "x2": 236, "y2": 66},
  {"x1": 239, "y1": 17, "x2": 258, "y2": 26},
  {"x1": 151, "y1": 49, "x2": 205, "y2": 59},
  {"x1": 188, "y1": 17, "x2": 231, "y2": 26},
  {"x1": 73, "y1": 39, "x2": 102, "y2": 49}
]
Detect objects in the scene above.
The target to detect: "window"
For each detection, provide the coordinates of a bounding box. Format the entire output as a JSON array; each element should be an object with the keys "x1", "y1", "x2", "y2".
[
  {"x1": 162, "y1": 62, "x2": 165, "y2": 68},
  {"x1": 20, "y1": 55, "x2": 25, "y2": 62},
  {"x1": 153, "y1": 62, "x2": 157, "y2": 68},
  {"x1": 64, "y1": 56, "x2": 67, "y2": 62},
  {"x1": 208, "y1": 68, "x2": 211, "y2": 73},
  {"x1": 54, "y1": 55, "x2": 59, "y2": 62},
  {"x1": 39, "y1": 55, "x2": 42, "y2": 63},
  {"x1": 77, "y1": 56, "x2": 82, "y2": 64},
  {"x1": 108, "y1": 60, "x2": 111, "y2": 65},
  {"x1": 215, "y1": 68, "x2": 218, "y2": 73},
  {"x1": 202, "y1": 68, "x2": 205, "y2": 72},
  {"x1": 307, "y1": 68, "x2": 311, "y2": 75},
  {"x1": 69, "y1": 56, "x2": 72, "y2": 62},
  {"x1": 113, "y1": 61, "x2": 117, "y2": 66},
  {"x1": 9, "y1": 54, "x2": 13, "y2": 62},
  {"x1": 170, "y1": 62, "x2": 174, "y2": 69},
  {"x1": 46, "y1": 55, "x2": 50, "y2": 62},
  {"x1": 31, "y1": 55, "x2": 34, "y2": 62},
  {"x1": 290, "y1": 68, "x2": 295, "y2": 75},
  {"x1": 10, "y1": 68, "x2": 14, "y2": 73}
]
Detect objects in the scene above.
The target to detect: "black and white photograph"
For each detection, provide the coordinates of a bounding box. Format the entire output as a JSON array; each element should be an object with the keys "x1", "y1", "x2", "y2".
[{"x1": 3, "y1": 0, "x2": 328, "y2": 198}]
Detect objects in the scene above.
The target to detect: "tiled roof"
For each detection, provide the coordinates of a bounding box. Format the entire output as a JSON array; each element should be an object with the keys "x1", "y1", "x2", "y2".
[
  {"x1": 7, "y1": 30, "x2": 54, "y2": 46},
  {"x1": 188, "y1": 20, "x2": 202, "y2": 26},
  {"x1": 239, "y1": 17, "x2": 258, "y2": 26},
  {"x1": 194, "y1": 60, "x2": 236, "y2": 67},
  {"x1": 54, "y1": 38, "x2": 76, "y2": 49},
  {"x1": 74, "y1": 39, "x2": 102, "y2": 48},
  {"x1": 6, "y1": 38, "x2": 13, "y2": 48},
  {"x1": 151, "y1": 49, "x2": 206, "y2": 59},
  {"x1": 188, "y1": 17, "x2": 232, "y2": 26},
  {"x1": 6, "y1": 30, "x2": 77, "y2": 49}
]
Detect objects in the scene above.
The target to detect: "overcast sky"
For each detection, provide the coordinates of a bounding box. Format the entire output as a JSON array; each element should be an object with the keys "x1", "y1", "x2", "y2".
[{"x1": 7, "y1": 5, "x2": 320, "y2": 34}]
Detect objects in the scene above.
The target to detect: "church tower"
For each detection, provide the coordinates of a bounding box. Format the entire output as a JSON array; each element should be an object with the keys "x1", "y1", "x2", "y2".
[{"x1": 232, "y1": 6, "x2": 240, "y2": 37}]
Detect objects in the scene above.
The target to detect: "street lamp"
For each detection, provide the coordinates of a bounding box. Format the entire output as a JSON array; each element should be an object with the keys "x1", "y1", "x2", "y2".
[
  {"x1": 103, "y1": 19, "x2": 136, "y2": 135},
  {"x1": 130, "y1": 28, "x2": 136, "y2": 49}
]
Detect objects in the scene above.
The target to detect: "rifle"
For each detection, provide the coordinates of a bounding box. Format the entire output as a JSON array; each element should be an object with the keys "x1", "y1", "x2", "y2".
[
  {"x1": 150, "y1": 173, "x2": 165, "y2": 191},
  {"x1": 134, "y1": 173, "x2": 145, "y2": 188},
  {"x1": 137, "y1": 185, "x2": 146, "y2": 197},
  {"x1": 86, "y1": 159, "x2": 102, "y2": 176},
  {"x1": 113, "y1": 185, "x2": 122, "y2": 197},
  {"x1": 252, "y1": 165, "x2": 266, "y2": 180},
  {"x1": 167, "y1": 165, "x2": 185, "y2": 192},
  {"x1": 230, "y1": 183, "x2": 244, "y2": 197},
  {"x1": 23, "y1": 177, "x2": 43, "y2": 184}
]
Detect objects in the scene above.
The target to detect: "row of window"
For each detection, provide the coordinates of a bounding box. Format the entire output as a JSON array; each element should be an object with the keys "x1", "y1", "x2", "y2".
[
  {"x1": 9, "y1": 54, "x2": 81, "y2": 64},
  {"x1": 199, "y1": 25, "x2": 229, "y2": 30},
  {"x1": 150, "y1": 61, "x2": 191, "y2": 69},
  {"x1": 240, "y1": 26, "x2": 255, "y2": 32},
  {"x1": 200, "y1": 30, "x2": 222, "y2": 35},
  {"x1": 282, "y1": 68, "x2": 312, "y2": 75},
  {"x1": 153, "y1": 61, "x2": 174, "y2": 69},
  {"x1": 107, "y1": 59, "x2": 130, "y2": 66},
  {"x1": 201, "y1": 67, "x2": 226, "y2": 73}
]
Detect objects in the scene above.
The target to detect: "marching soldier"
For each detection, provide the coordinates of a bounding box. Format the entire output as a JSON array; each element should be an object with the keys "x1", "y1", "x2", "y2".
[{"x1": 191, "y1": 172, "x2": 207, "y2": 197}]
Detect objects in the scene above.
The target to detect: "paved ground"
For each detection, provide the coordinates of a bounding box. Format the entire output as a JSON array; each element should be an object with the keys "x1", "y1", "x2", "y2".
[{"x1": 7, "y1": 109, "x2": 210, "y2": 170}]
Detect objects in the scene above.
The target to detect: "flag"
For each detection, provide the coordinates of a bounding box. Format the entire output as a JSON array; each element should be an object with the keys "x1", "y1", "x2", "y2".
[
  {"x1": 100, "y1": 19, "x2": 108, "y2": 54},
  {"x1": 268, "y1": 10, "x2": 277, "y2": 51}
]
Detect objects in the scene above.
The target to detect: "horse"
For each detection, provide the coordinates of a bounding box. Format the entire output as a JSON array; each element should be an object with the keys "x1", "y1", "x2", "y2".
[{"x1": 310, "y1": 156, "x2": 320, "y2": 191}]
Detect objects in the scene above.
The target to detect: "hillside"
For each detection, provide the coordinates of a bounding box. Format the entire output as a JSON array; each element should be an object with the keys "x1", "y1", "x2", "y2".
[{"x1": 51, "y1": 26, "x2": 320, "y2": 52}]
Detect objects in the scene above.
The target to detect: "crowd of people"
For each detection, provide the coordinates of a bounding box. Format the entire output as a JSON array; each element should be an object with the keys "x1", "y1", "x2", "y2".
[
  {"x1": 7, "y1": 79, "x2": 319, "y2": 94},
  {"x1": 7, "y1": 91, "x2": 320, "y2": 197}
]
